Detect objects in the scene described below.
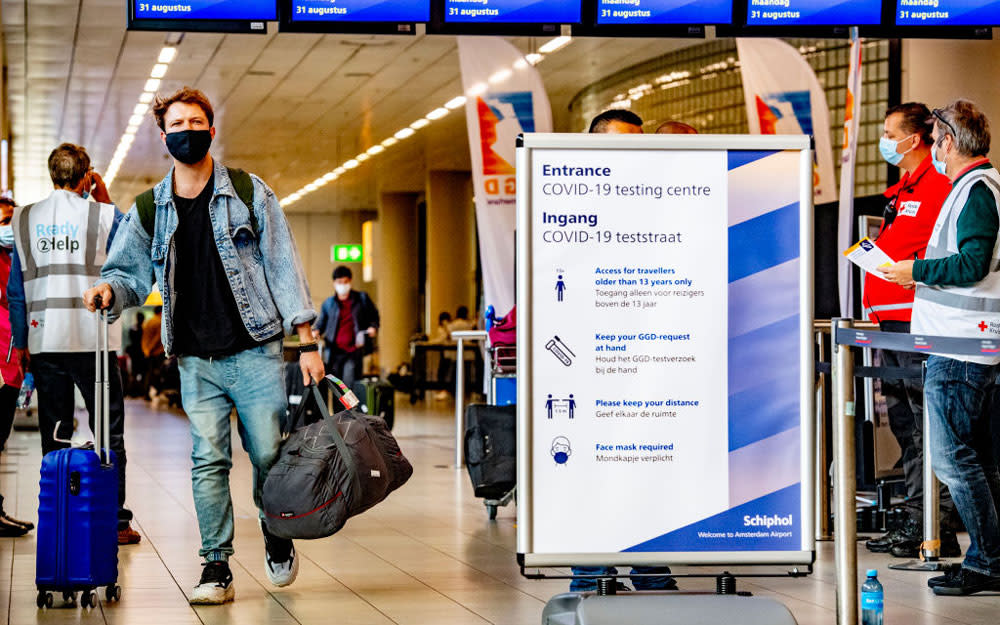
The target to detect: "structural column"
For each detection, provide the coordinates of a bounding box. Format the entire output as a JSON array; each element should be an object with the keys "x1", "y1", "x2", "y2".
[
  {"x1": 373, "y1": 192, "x2": 421, "y2": 373},
  {"x1": 425, "y1": 170, "x2": 477, "y2": 329}
]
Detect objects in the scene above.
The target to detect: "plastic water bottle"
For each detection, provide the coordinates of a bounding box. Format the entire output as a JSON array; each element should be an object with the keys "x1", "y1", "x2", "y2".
[
  {"x1": 861, "y1": 569, "x2": 884, "y2": 625},
  {"x1": 16, "y1": 373, "x2": 34, "y2": 409}
]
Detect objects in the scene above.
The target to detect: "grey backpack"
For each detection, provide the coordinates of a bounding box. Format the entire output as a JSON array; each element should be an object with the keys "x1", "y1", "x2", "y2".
[{"x1": 262, "y1": 376, "x2": 412, "y2": 539}]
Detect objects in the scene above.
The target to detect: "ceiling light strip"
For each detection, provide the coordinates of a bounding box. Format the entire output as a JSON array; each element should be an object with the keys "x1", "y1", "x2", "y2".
[
  {"x1": 104, "y1": 47, "x2": 178, "y2": 187},
  {"x1": 279, "y1": 36, "x2": 572, "y2": 208}
]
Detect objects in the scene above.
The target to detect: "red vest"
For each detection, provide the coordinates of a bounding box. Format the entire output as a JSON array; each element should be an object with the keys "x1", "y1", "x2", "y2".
[
  {"x1": 0, "y1": 247, "x2": 23, "y2": 387},
  {"x1": 862, "y1": 155, "x2": 951, "y2": 324}
]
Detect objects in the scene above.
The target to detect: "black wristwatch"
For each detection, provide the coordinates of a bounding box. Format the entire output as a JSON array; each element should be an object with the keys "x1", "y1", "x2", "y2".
[{"x1": 298, "y1": 342, "x2": 319, "y2": 354}]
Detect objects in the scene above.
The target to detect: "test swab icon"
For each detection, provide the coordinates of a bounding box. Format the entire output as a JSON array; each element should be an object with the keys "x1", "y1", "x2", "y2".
[{"x1": 545, "y1": 335, "x2": 576, "y2": 366}]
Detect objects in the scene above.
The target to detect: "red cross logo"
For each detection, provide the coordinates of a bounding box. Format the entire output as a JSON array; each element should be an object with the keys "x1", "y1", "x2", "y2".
[
  {"x1": 979, "y1": 321, "x2": 989, "y2": 332},
  {"x1": 30, "y1": 320, "x2": 39, "y2": 328}
]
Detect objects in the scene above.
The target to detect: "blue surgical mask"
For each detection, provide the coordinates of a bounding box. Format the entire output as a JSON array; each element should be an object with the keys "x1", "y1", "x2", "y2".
[
  {"x1": 0, "y1": 225, "x2": 13, "y2": 249},
  {"x1": 932, "y1": 142, "x2": 948, "y2": 175},
  {"x1": 879, "y1": 135, "x2": 913, "y2": 166}
]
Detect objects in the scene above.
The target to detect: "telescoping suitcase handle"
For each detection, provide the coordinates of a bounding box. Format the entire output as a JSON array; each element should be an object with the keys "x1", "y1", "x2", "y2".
[{"x1": 93, "y1": 295, "x2": 111, "y2": 466}]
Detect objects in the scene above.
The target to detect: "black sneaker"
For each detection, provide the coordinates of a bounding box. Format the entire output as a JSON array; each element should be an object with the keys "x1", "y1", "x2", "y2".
[
  {"x1": 928, "y1": 563, "x2": 963, "y2": 588},
  {"x1": 261, "y1": 520, "x2": 298, "y2": 587},
  {"x1": 866, "y1": 528, "x2": 908, "y2": 553},
  {"x1": 0, "y1": 511, "x2": 33, "y2": 531},
  {"x1": 891, "y1": 530, "x2": 962, "y2": 559},
  {"x1": 0, "y1": 513, "x2": 28, "y2": 537},
  {"x1": 931, "y1": 566, "x2": 1000, "y2": 596},
  {"x1": 867, "y1": 518, "x2": 919, "y2": 553},
  {"x1": 189, "y1": 561, "x2": 235, "y2": 605}
]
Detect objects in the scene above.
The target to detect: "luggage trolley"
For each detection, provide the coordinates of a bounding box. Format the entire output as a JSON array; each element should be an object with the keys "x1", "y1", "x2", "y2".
[
  {"x1": 483, "y1": 306, "x2": 516, "y2": 519},
  {"x1": 485, "y1": 483, "x2": 516, "y2": 521}
]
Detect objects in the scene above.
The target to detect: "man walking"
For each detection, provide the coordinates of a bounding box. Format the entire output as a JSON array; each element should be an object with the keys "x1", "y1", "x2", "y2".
[
  {"x1": 7, "y1": 143, "x2": 140, "y2": 544},
  {"x1": 84, "y1": 87, "x2": 324, "y2": 604},
  {"x1": 313, "y1": 265, "x2": 379, "y2": 389}
]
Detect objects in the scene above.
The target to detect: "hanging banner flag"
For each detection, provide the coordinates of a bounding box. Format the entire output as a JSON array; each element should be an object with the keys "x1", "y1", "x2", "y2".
[
  {"x1": 736, "y1": 38, "x2": 837, "y2": 206},
  {"x1": 458, "y1": 36, "x2": 553, "y2": 315},
  {"x1": 837, "y1": 33, "x2": 864, "y2": 317}
]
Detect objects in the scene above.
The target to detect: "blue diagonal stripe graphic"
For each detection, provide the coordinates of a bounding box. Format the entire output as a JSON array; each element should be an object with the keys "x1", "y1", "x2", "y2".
[
  {"x1": 728, "y1": 201, "x2": 799, "y2": 282},
  {"x1": 727, "y1": 150, "x2": 779, "y2": 171}
]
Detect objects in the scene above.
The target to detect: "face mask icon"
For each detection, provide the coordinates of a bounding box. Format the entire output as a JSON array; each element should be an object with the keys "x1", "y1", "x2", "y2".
[{"x1": 551, "y1": 436, "x2": 572, "y2": 465}]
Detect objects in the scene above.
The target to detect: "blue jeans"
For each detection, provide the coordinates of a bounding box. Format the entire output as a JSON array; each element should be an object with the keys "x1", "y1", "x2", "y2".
[
  {"x1": 925, "y1": 355, "x2": 1000, "y2": 576},
  {"x1": 570, "y1": 566, "x2": 676, "y2": 591},
  {"x1": 179, "y1": 340, "x2": 286, "y2": 562}
]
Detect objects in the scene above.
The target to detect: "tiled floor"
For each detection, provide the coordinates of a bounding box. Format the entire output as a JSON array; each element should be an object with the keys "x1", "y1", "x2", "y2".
[{"x1": 0, "y1": 397, "x2": 998, "y2": 624}]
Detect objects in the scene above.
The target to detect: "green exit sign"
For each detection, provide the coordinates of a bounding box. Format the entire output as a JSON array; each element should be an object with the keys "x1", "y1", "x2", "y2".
[{"x1": 332, "y1": 244, "x2": 363, "y2": 263}]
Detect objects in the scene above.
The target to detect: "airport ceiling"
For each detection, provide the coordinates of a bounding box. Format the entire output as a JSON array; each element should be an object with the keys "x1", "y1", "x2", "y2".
[{"x1": 2, "y1": 0, "x2": 691, "y2": 212}]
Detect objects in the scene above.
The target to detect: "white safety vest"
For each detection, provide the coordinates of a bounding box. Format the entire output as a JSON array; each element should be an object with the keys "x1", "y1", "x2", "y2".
[
  {"x1": 911, "y1": 167, "x2": 1000, "y2": 365},
  {"x1": 11, "y1": 190, "x2": 121, "y2": 354}
]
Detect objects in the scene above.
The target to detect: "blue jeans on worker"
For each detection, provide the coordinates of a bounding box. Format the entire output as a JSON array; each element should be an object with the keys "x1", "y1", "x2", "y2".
[
  {"x1": 570, "y1": 566, "x2": 676, "y2": 591},
  {"x1": 925, "y1": 355, "x2": 1000, "y2": 576},
  {"x1": 178, "y1": 340, "x2": 287, "y2": 562}
]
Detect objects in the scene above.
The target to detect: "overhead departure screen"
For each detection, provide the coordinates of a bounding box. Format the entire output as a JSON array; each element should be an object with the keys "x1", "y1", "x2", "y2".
[
  {"x1": 596, "y1": 0, "x2": 733, "y2": 24},
  {"x1": 443, "y1": 0, "x2": 582, "y2": 23},
  {"x1": 896, "y1": 0, "x2": 1000, "y2": 25},
  {"x1": 132, "y1": 1, "x2": 277, "y2": 20},
  {"x1": 745, "y1": 0, "x2": 882, "y2": 25},
  {"x1": 290, "y1": 0, "x2": 430, "y2": 22}
]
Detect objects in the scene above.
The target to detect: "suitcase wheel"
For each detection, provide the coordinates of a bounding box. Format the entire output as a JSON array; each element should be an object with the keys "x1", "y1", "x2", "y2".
[
  {"x1": 487, "y1": 504, "x2": 498, "y2": 521},
  {"x1": 81, "y1": 589, "x2": 96, "y2": 609},
  {"x1": 36, "y1": 591, "x2": 53, "y2": 609},
  {"x1": 105, "y1": 584, "x2": 121, "y2": 602},
  {"x1": 62, "y1": 591, "x2": 76, "y2": 606}
]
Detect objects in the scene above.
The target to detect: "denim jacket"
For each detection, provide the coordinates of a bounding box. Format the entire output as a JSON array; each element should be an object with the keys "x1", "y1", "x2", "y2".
[{"x1": 100, "y1": 161, "x2": 316, "y2": 355}]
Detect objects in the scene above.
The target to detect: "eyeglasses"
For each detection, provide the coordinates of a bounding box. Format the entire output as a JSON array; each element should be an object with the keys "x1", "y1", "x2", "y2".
[{"x1": 932, "y1": 108, "x2": 958, "y2": 139}]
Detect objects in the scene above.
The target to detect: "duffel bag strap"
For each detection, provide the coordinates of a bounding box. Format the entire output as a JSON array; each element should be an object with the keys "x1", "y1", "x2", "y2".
[
  {"x1": 285, "y1": 374, "x2": 360, "y2": 434},
  {"x1": 297, "y1": 382, "x2": 363, "y2": 502},
  {"x1": 321, "y1": 374, "x2": 361, "y2": 411}
]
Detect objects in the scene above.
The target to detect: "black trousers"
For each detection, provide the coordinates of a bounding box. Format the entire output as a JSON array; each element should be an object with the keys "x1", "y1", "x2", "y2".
[
  {"x1": 326, "y1": 349, "x2": 364, "y2": 389},
  {"x1": 878, "y1": 320, "x2": 959, "y2": 530},
  {"x1": 0, "y1": 384, "x2": 19, "y2": 512},
  {"x1": 0, "y1": 384, "x2": 19, "y2": 452},
  {"x1": 32, "y1": 352, "x2": 130, "y2": 523}
]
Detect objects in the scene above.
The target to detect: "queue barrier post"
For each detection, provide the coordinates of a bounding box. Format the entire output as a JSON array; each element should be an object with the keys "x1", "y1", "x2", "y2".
[
  {"x1": 815, "y1": 326, "x2": 832, "y2": 541},
  {"x1": 832, "y1": 324, "x2": 966, "y2": 578},
  {"x1": 813, "y1": 318, "x2": 880, "y2": 542},
  {"x1": 891, "y1": 360, "x2": 949, "y2": 572},
  {"x1": 922, "y1": 363, "x2": 942, "y2": 561},
  {"x1": 832, "y1": 318, "x2": 859, "y2": 625}
]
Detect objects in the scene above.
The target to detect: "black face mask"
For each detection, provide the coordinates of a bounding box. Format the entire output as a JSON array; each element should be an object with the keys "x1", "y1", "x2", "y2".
[{"x1": 165, "y1": 129, "x2": 213, "y2": 165}]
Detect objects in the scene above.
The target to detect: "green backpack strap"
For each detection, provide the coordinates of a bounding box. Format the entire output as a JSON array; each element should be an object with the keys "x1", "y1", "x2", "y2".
[
  {"x1": 135, "y1": 189, "x2": 157, "y2": 238},
  {"x1": 227, "y1": 167, "x2": 257, "y2": 236},
  {"x1": 133, "y1": 167, "x2": 257, "y2": 238}
]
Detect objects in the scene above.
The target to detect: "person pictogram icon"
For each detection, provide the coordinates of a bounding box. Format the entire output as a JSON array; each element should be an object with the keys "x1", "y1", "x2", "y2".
[
  {"x1": 545, "y1": 394, "x2": 555, "y2": 419},
  {"x1": 556, "y1": 275, "x2": 566, "y2": 302},
  {"x1": 567, "y1": 394, "x2": 576, "y2": 419},
  {"x1": 551, "y1": 436, "x2": 572, "y2": 466}
]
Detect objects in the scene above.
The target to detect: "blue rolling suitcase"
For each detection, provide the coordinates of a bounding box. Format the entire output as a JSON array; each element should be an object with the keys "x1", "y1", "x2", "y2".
[{"x1": 35, "y1": 307, "x2": 121, "y2": 609}]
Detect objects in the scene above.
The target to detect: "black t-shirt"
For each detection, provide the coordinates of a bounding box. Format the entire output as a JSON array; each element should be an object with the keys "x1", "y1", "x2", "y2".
[{"x1": 172, "y1": 174, "x2": 264, "y2": 358}]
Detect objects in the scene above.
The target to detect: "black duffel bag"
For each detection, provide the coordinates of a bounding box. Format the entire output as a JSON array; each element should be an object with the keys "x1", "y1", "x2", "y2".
[
  {"x1": 262, "y1": 375, "x2": 413, "y2": 539},
  {"x1": 464, "y1": 404, "x2": 516, "y2": 500}
]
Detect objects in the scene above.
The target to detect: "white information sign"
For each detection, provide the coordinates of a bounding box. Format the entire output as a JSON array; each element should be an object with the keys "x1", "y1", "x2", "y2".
[{"x1": 516, "y1": 134, "x2": 815, "y2": 567}]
